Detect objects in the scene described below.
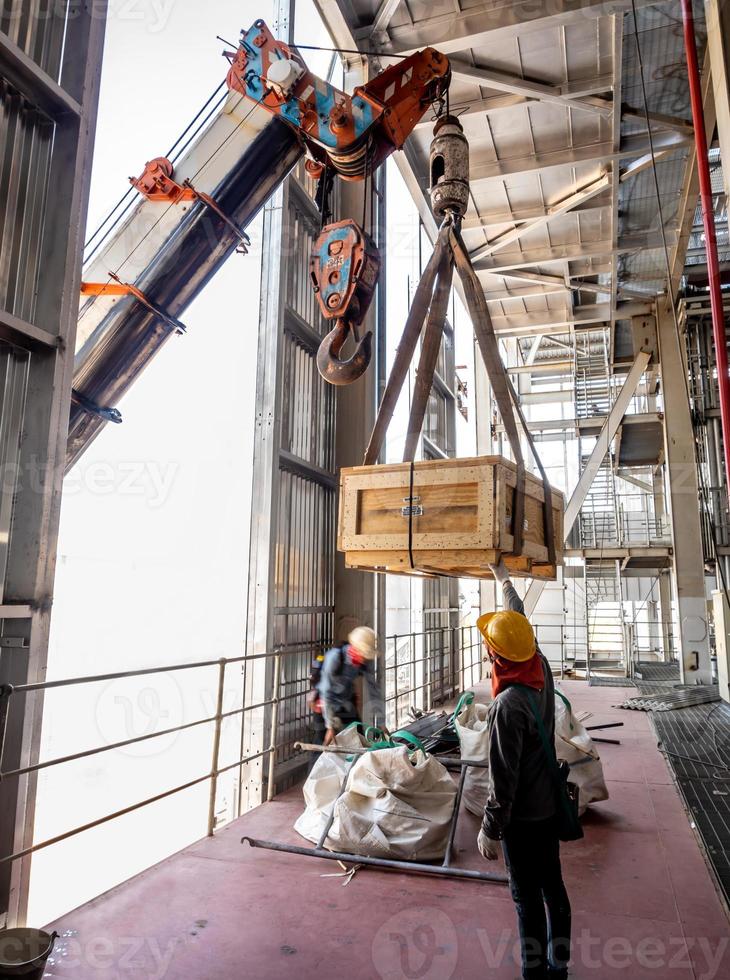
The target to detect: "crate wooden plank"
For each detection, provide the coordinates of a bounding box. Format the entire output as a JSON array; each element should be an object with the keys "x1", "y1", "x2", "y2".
[{"x1": 339, "y1": 454, "x2": 564, "y2": 581}]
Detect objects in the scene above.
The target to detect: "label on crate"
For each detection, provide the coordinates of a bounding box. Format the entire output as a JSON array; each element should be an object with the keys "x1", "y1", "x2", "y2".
[{"x1": 401, "y1": 505, "x2": 424, "y2": 517}]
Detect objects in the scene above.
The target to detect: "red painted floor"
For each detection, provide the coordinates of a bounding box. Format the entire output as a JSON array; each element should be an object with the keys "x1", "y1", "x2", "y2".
[{"x1": 45, "y1": 681, "x2": 730, "y2": 979}]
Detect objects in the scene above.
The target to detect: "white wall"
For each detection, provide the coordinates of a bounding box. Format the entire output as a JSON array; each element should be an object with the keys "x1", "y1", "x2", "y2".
[{"x1": 29, "y1": 0, "x2": 267, "y2": 927}]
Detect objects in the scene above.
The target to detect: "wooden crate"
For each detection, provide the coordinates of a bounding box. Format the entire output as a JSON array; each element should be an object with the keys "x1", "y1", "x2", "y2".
[{"x1": 338, "y1": 456, "x2": 564, "y2": 580}]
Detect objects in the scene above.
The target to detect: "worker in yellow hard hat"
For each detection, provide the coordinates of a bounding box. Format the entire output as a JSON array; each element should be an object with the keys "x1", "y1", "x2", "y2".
[{"x1": 475, "y1": 559, "x2": 571, "y2": 980}]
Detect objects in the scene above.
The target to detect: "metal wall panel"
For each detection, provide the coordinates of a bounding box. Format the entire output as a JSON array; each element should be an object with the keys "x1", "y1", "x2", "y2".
[
  {"x1": 0, "y1": 84, "x2": 54, "y2": 323},
  {"x1": 0, "y1": 345, "x2": 29, "y2": 600},
  {"x1": 1, "y1": 1, "x2": 68, "y2": 80}
]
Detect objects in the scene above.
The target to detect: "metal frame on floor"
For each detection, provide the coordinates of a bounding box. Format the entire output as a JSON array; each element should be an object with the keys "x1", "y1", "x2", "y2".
[{"x1": 242, "y1": 741, "x2": 509, "y2": 884}]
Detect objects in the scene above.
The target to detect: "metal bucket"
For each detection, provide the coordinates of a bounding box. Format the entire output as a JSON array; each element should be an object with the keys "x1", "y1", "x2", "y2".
[{"x1": 0, "y1": 929, "x2": 57, "y2": 979}]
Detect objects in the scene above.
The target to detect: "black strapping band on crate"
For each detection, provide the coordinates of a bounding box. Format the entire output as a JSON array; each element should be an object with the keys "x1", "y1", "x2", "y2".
[{"x1": 408, "y1": 459, "x2": 415, "y2": 570}]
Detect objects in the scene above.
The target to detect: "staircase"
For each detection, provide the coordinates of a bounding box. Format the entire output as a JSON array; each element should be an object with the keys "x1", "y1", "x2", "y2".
[
  {"x1": 583, "y1": 559, "x2": 626, "y2": 674},
  {"x1": 578, "y1": 453, "x2": 619, "y2": 547},
  {"x1": 574, "y1": 329, "x2": 612, "y2": 420},
  {"x1": 574, "y1": 330, "x2": 621, "y2": 549}
]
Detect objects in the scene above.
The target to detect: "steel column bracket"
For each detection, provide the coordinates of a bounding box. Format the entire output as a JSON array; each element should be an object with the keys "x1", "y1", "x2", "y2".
[
  {"x1": 81, "y1": 273, "x2": 187, "y2": 335},
  {"x1": 70, "y1": 389, "x2": 123, "y2": 424}
]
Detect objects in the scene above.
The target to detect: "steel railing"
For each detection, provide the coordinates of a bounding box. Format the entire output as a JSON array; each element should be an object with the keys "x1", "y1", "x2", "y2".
[
  {"x1": 383, "y1": 626, "x2": 483, "y2": 729},
  {"x1": 0, "y1": 649, "x2": 298, "y2": 869},
  {"x1": 0, "y1": 625, "x2": 488, "y2": 870},
  {"x1": 0, "y1": 612, "x2": 673, "y2": 874}
]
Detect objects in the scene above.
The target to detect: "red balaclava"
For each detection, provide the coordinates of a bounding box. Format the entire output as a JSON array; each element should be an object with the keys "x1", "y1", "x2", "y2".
[{"x1": 491, "y1": 651, "x2": 545, "y2": 699}]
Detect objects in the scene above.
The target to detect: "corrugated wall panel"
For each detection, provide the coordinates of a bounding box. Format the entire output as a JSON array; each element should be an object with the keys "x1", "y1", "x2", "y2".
[{"x1": 0, "y1": 83, "x2": 54, "y2": 323}]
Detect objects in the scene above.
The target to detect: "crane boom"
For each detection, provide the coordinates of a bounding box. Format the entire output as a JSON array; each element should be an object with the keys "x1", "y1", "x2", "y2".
[{"x1": 68, "y1": 20, "x2": 449, "y2": 469}]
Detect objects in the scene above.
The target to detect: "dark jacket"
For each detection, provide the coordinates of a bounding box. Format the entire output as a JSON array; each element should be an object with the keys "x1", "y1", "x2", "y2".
[
  {"x1": 482, "y1": 581, "x2": 557, "y2": 839},
  {"x1": 318, "y1": 644, "x2": 384, "y2": 730}
]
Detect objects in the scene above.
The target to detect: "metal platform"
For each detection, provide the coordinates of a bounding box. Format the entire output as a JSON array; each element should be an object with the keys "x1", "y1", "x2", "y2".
[{"x1": 651, "y1": 700, "x2": 730, "y2": 907}]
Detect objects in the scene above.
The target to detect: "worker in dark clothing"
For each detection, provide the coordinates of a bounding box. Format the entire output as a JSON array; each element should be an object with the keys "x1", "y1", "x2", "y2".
[
  {"x1": 476, "y1": 559, "x2": 571, "y2": 980},
  {"x1": 314, "y1": 626, "x2": 387, "y2": 744}
]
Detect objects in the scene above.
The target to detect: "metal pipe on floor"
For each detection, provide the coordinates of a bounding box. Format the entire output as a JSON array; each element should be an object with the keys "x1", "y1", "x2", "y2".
[
  {"x1": 681, "y1": 0, "x2": 730, "y2": 494},
  {"x1": 294, "y1": 742, "x2": 489, "y2": 767},
  {"x1": 241, "y1": 837, "x2": 509, "y2": 883}
]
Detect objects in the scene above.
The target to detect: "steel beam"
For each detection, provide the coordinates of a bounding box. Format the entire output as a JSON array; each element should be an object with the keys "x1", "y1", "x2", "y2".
[
  {"x1": 370, "y1": 0, "x2": 402, "y2": 37},
  {"x1": 447, "y1": 59, "x2": 613, "y2": 116},
  {"x1": 474, "y1": 233, "x2": 676, "y2": 274},
  {"x1": 470, "y1": 131, "x2": 691, "y2": 184},
  {"x1": 0, "y1": 309, "x2": 59, "y2": 351},
  {"x1": 469, "y1": 175, "x2": 610, "y2": 262},
  {"x1": 0, "y1": 30, "x2": 81, "y2": 118},
  {"x1": 372, "y1": 0, "x2": 670, "y2": 55},
  {"x1": 462, "y1": 196, "x2": 611, "y2": 232},
  {"x1": 488, "y1": 301, "x2": 650, "y2": 337},
  {"x1": 523, "y1": 350, "x2": 651, "y2": 616}
]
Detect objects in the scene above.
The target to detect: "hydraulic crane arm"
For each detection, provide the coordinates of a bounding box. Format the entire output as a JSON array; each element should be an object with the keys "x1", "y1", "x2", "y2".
[{"x1": 68, "y1": 20, "x2": 449, "y2": 470}]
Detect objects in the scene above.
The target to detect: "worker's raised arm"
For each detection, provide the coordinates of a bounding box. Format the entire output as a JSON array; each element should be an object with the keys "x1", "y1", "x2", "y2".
[{"x1": 489, "y1": 559, "x2": 525, "y2": 616}]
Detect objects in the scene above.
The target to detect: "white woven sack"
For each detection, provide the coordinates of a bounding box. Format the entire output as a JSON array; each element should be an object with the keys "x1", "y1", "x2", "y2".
[
  {"x1": 294, "y1": 726, "x2": 368, "y2": 844},
  {"x1": 554, "y1": 692, "x2": 609, "y2": 814},
  {"x1": 453, "y1": 701, "x2": 490, "y2": 816},
  {"x1": 326, "y1": 746, "x2": 457, "y2": 860}
]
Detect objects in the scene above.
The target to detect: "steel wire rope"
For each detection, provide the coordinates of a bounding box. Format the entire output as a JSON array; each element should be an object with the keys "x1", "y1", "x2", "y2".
[
  {"x1": 77, "y1": 83, "x2": 268, "y2": 325},
  {"x1": 83, "y1": 80, "x2": 228, "y2": 259}
]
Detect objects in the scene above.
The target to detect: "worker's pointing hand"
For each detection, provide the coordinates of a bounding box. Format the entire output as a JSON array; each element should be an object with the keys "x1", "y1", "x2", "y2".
[{"x1": 477, "y1": 828, "x2": 500, "y2": 861}]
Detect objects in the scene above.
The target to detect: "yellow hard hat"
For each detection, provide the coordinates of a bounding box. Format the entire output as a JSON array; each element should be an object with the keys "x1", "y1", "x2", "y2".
[{"x1": 476, "y1": 610, "x2": 536, "y2": 663}]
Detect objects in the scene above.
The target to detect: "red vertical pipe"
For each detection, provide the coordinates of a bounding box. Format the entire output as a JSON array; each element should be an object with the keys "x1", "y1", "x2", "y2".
[{"x1": 681, "y1": 0, "x2": 730, "y2": 495}]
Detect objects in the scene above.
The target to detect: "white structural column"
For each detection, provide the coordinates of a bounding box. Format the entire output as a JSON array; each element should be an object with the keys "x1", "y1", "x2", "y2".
[
  {"x1": 655, "y1": 305, "x2": 712, "y2": 683},
  {"x1": 241, "y1": 0, "x2": 294, "y2": 813}
]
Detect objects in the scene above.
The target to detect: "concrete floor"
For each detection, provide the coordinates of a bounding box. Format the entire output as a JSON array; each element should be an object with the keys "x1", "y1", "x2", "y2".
[{"x1": 45, "y1": 681, "x2": 730, "y2": 980}]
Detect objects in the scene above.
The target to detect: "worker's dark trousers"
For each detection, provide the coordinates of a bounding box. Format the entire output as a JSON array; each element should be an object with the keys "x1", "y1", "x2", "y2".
[{"x1": 502, "y1": 816, "x2": 571, "y2": 980}]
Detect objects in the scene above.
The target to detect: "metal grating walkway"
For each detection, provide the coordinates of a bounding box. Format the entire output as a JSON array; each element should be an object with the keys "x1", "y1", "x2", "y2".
[
  {"x1": 634, "y1": 662, "x2": 682, "y2": 682},
  {"x1": 588, "y1": 676, "x2": 636, "y2": 687},
  {"x1": 651, "y1": 700, "x2": 730, "y2": 907}
]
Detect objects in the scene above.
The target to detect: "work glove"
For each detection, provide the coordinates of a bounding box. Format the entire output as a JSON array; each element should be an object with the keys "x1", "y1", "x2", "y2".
[
  {"x1": 488, "y1": 559, "x2": 510, "y2": 585},
  {"x1": 477, "y1": 828, "x2": 500, "y2": 861}
]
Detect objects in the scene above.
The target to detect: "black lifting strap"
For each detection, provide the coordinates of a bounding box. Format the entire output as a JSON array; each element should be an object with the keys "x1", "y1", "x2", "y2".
[
  {"x1": 450, "y1": 224, "x2": 556, "y2": 566},
  {"x1": 363, "y1": 217, "x2": 453, "y2": 467}
]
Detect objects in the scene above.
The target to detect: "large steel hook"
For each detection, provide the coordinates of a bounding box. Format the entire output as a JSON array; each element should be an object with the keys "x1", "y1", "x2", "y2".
[{"x1": 316, "y1": 319, "x2": 372, "y2": 385}]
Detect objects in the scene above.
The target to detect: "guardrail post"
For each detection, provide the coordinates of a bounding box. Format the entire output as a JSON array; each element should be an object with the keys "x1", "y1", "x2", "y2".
[
  {"x1": 392, "y1": 634, "x2": 399, "y2": 729},
  {"x1": 207, "y1": 659, "x2": 226, "y2": 837},
  {"x1": 266, "y1": 653, "x2": 282, "y2": 802}
]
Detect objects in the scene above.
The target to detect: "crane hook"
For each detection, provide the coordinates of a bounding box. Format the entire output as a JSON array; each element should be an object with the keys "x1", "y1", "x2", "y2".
[{"x1": 316, "y1": 319, "x2": 372, "y2": 385}]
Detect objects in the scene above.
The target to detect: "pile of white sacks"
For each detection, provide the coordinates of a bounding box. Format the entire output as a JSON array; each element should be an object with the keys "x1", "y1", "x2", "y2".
[
  {"x1": 452, "y1": 691, "x2": 609, "y2": 816},
  {"x1": 295, "y1": 693, "x2": 608, "y2": 859}
]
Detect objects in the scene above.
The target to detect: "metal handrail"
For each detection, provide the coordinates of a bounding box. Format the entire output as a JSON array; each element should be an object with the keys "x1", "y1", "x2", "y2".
[
  {"x1": 1, "y1": 615, "x2": 612, "y2": 871},
  {"x1": 0, "y1": 647, "x2": 306, "y2": 867}
]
